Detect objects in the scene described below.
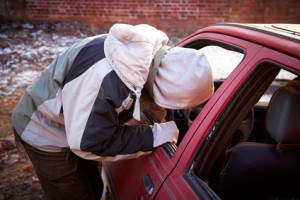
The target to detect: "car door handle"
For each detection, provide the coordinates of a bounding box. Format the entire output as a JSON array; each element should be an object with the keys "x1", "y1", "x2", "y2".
[{"x1": 142, "y1": 174, "x2": 154, "y2": 196}]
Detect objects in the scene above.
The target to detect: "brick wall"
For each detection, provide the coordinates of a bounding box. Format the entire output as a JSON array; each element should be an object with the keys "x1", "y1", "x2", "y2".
[{"x1": 1, "y1": 0, "x2": 300, "y2": 38}]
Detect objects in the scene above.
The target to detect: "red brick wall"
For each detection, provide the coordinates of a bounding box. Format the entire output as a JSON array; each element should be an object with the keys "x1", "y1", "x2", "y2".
[
  {"x1": 1, "y1": 0, "x2": 300, "y2": 38},
  {"x1": 229, "y1": 0, "x2": 300, "y2": 23}
]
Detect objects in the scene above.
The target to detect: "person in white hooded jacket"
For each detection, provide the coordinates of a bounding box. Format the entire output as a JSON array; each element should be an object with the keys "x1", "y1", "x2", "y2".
[{"x1": 12, "y1": 24, "x2": 214, "y2": 200}]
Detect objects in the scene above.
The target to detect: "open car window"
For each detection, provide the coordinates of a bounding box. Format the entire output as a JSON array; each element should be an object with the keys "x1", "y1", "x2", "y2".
[
  {"x1": 173, "y1": 44, "x2": 246, "y2": 145},
  {"x1": 142, "y1": 42, "x2": 247, "y2": 155},
  {"x1": 198, "y1": 45, "x2": 244, "y2": 80}
]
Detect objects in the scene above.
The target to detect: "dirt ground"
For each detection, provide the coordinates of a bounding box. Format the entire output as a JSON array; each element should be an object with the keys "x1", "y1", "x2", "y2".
[{"x1": 0, "y1": 20, "x2": 102, "y2": 200}]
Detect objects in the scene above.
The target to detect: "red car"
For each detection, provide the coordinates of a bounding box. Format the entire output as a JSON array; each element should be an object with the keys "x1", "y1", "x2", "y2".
[{"x1": 102, "y1": 23, "x2": 300, "y2": 200}]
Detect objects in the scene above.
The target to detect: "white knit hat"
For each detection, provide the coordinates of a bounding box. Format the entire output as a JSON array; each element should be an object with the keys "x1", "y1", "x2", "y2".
[
  {"x1": 104, "y1": 24, "x2": 169, "y2": 120},
  {"x1": 152, "y1": 47, "x2": 214, "y2": 109}
]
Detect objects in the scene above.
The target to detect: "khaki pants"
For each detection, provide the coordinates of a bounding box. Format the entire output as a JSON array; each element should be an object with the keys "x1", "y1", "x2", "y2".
[{"x1": 14, "y1": 130, "x2": 103, "y2": 200}]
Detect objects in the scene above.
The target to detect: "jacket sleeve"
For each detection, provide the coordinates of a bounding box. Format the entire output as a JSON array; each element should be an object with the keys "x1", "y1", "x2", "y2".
[{"x1": 63, "y1": 66, "x2": 154, "y2": 162}]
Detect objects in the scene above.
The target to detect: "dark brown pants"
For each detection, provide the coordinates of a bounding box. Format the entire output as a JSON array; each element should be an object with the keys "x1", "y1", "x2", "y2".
[{"x1": 14, "y1": 131, "x2": 103, "y2": 200}]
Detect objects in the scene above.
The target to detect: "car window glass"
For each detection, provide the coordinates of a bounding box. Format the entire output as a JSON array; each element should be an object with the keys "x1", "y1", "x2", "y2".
[
  {"x1": 276, "y1": 69, "x2": 297, "y2": 80},
  {"x1": 258, "y1": 69, "x2": 297, "y2": 104},
  {"x1": 198, "y1": 45, "x2": 244, "y2": 80}
]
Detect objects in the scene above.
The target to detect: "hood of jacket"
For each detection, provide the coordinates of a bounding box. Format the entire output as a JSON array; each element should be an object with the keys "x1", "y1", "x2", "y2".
[{"x1": 104, "y1": 24, "x2": 168, "y2": 120}]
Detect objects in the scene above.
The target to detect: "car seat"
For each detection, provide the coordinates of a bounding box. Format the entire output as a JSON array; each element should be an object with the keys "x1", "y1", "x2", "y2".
[{"x1": 216, "y1": 79, "x2": 300, "y2": 199}]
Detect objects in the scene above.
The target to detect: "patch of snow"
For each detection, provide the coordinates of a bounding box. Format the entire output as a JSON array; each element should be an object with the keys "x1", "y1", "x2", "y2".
[
  {"x1": 22, "y1": 23, "x2": 34, "y2": 29},
  {"x1": 0, "y1": 70, "x2": 41, "y2": 96},
  {"x1": 0, "y1": 22, "x2": 88, "y2": 97}
]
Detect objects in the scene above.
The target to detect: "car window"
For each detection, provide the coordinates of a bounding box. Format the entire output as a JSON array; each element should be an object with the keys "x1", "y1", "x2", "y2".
[
  {"x1": 258, "y1": 70, "x2": 297, "y2": 104},
  {"x1": 198, "y1": 45, "x2": 244, "y2": 80},
  {"x1": 173, "y1": 43, "x2": 246, "y2": 147},
  {"x1": 198, "y1": 45, "x2": 297, "y2": 105}
]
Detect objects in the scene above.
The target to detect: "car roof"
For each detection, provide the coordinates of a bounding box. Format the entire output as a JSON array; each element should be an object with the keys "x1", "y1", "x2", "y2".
[
  {"x1": 192, "y1": 23, "x2": 300, "y2": 59},
  {"x1": 226, "y1": 23, "x2": 300, "y2": 41}
]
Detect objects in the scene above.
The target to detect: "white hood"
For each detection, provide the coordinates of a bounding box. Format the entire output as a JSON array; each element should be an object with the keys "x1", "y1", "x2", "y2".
[
  {"x1": 153, "y1": 47, "x2": 214, "y2": 109},
  {"x1": 104, "y1": 24, "x2": 169, "y2": 120}
]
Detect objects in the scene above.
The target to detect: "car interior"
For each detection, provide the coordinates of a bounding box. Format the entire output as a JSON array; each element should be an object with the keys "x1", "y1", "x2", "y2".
[{"x1": 215, "y1": 76, "x2": 300, "y2": 199}]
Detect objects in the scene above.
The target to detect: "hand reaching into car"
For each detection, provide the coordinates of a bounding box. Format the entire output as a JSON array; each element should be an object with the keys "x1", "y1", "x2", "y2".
[{"x1": 151, "y1": 121, "x2": 179, "y2": 148}]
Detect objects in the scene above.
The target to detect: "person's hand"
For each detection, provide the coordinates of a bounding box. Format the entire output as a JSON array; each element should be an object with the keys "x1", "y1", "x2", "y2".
[{"x1": 151, "y1": 121, "x2": 179, "y2": 148}]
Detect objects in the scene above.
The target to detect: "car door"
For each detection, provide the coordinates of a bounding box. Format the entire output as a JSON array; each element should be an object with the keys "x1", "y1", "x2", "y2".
[
  {"x1": 162, "y1": 33, "x2": 300, "y2": 199},
  {"x1": 103, "y1": 31, "x2": 262, "y2": 200},
  {"x1": 153, "y1": 32, "x2": 265, "y2": 199}
]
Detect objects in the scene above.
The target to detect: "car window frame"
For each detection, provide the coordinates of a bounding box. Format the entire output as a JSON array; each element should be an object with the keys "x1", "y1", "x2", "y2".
[
  {"x1": 193, "y1": 61, "x2": 280, "y2": 178},
  {"x1": 164, "y1": 33, "x2": 262, "y2": 163}
]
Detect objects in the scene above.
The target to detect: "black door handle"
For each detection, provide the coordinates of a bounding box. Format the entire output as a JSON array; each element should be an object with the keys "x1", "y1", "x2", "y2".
[{"x1": 142, "y1": 174, "x2": 154, "y2": 196}]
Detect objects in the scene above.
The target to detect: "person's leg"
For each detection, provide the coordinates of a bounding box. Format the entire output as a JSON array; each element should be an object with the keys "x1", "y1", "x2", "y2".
[
  {"x1": 80, "y1": 159, "x2": 103, "y2": 200},
  {"x1": 14, "y1": 132, "x2": 103, "y2": 200}
]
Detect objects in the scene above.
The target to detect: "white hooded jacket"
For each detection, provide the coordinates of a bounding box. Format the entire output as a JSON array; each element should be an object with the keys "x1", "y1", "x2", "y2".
[
  {"x1": 12, "y1": 24, "x2": 169, "y2": 162},
  {"x1": 12, "y1": 23, "x2": 213, "y2": 162}
]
